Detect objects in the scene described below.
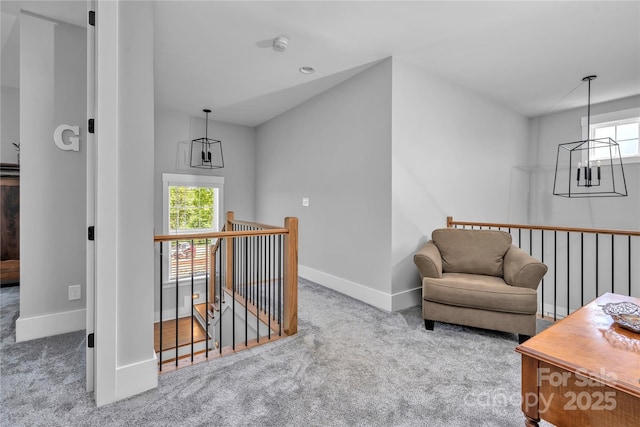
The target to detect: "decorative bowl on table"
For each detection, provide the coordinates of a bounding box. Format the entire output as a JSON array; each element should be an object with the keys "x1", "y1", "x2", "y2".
[{"x1": 602, "y1": 302, "x2": 640, "y2": 334}]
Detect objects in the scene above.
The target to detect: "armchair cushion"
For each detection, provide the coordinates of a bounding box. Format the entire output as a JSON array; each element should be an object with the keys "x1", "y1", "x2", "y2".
[
  {"x1": 432, "y1": 228, "x2": 512, "y2": 277},
  {"x1": 422, "y1": 273, "x2": 538, "y2": 314}
]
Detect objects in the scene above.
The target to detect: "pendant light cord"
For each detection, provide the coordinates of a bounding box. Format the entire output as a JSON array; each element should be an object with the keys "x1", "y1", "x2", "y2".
[
  {"x1": 538, "y1": 80, "x2": 585, "y2": 118},
  {"x1": 586, "y1": 78, "x2": 591, "y2": 132}
]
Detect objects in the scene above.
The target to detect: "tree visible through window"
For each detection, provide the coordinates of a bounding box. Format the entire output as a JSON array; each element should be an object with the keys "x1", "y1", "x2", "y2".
[
  {"x1": 169, "y1": 186, "x2": 216, "y2": 233},
  {"x1": 162, "y1": 173, "x2": 224, "y2": 281}
]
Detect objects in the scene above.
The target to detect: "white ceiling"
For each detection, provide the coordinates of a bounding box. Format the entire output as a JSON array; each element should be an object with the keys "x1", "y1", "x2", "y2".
[
  {"x1": 154, "y1": 1, "x2": 640, "y2": 126},
  {"x1": 3, "y1": 1, "x2": 640, "y2": 127}
]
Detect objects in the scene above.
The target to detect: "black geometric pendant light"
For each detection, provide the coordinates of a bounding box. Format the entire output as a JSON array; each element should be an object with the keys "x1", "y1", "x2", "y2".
[
  {"x1": 191, "y1": 108, "x2": 224, "y2": 169},
  {"x1": 553, "y1": 76, "x2": 627, "y2": 198}
]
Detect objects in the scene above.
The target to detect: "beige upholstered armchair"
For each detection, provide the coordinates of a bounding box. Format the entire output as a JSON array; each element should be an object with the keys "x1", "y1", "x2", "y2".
[{"x1": 414, "y1": 228, "x2": 547, "y2": 343}]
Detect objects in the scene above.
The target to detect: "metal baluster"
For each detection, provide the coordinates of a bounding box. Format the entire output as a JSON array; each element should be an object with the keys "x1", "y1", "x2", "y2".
[
  {"x1": 278, "y1": 235, "x2": 282, "y2": 336},
  {"x1": 257, "y1": 235, "x2": 261, "y2": 343},
  {"x1": 554, "y1": 231, "x2": 557, "y2": 321},
  {"x1": 205, "y1": 238, "x2": 209, "y2": 358},
  {"x1": 518, "y1": 229, "x2": 522, "y2": 249},
  {"x1": 566, "y1": 232, "x2": 570, "y2": 317},
  {"x1": 159, "y1": 242, "x2": 163, "y2": 370},
  {"x1": 629, "y1": 236, "x2": 632, "y2": 296},
  {"x1": 191, "y1": 239, "x2": 195, "y2": 362},
  {"x1": 268, "y1": 234, "x2": 272, "y2": 340},
  {"x1": 611, "y1": 234, "x2": 615, "y2": 294},
  {"x1": 245, "y1": 235, "x2": 249, "y2": 347},
  {"x1": 580, "y1": 233, "x2": 584, "y2": 306},
  {"x1": 529, "y1": 229, "x2": 532, "y2": 255},
  {"x1": 541, "y1": 230, "x2": 545, "y2": 316},
  {"x1": 175, "y1": 239, "x2": 179, "y2": 366},
  {"x1": 232, "y1": 236, "x2": 236, "y2": 350},
  {"x1": 596, "y1": 234, "x2": 599, "y2": 297},
  {"x1": 219, "y1": 238, "x2": 223, "y2": 354}
]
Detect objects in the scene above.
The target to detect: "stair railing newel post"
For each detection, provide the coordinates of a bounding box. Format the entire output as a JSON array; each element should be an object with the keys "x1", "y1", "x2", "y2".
[{"x1": 283, "y1": 217, "x2": 298, "y2": 335}]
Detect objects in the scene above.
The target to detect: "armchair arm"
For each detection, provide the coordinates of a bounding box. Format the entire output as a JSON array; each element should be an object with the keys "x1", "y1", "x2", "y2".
[
  {"x1": 414, "y1": 240, "x2": 443, "y2": 279},
  {"x1": 503, "y1": 245, "x2": 548, "y2": 290}
]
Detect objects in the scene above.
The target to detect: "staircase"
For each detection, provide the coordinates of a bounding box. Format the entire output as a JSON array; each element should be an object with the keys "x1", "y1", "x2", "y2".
[
  {"x1": 154, "y1": 285, "x2": 286, "y2": 371},
  {"x1": 154, "y1": 211, "x2": 298, "y2": 372}
]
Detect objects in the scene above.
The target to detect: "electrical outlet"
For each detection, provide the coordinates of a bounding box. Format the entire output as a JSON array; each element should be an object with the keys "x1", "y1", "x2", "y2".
[
  {"x1": 302, "y1": 197, "x2": 310, "y2": 207},
  {"x1": 68, "y1": 285, "x2": 81, "y2": 301}
]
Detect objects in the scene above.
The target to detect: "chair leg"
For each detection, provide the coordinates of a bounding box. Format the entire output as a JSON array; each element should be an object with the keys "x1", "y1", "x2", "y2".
[
  {"x1": 424, "y1": 319, "x2": 434, "y2": 331},
  {"x1": 518, "y1": 334, "x2": 531, "y2": 344}
]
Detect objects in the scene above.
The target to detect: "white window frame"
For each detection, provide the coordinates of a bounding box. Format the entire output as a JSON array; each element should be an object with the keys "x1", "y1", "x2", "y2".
[
  {"x1": 161, "y1": 173, "x2": 224, "y2": 285},
  {"x1": 581, "y1": 107, "x2": 640, "y2": 164}
]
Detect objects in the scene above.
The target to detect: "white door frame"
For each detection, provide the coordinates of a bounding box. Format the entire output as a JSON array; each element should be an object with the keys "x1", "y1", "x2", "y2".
[
  {"x1": 86, "y1": 0, "x2": 96, "y2": 393},
  {"x1": 93, "y1": 0, "x2": 119, "y2": 406}
]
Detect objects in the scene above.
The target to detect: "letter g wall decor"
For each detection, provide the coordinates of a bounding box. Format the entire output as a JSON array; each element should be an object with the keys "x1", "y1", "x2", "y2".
[{"x1": 53, "y1": 124, "x2": 80, "y2": 151}]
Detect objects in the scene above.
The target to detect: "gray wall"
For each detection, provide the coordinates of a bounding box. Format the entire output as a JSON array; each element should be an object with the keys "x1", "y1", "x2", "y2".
[
  {"x1": 391, "y1": 59, "x2": 531, "y2": 301},
  {"x1": 153, "y1": 109, "x2": 257, "y2": 236},
  {"x1": 528, "y1": 95, "x2": 640, "y2": 309},
  {"x1": 17, "y1": 12, "x2": 86, "y2": 339},
  {"x1": 529, "y1": 95, "x2": 640, "y2": 230},
  {"x1": 256, "y1": 59, "x2": 393, "y2": 301},
  {"x1": 115, "y1": 0, "x2": 155, "y2": 368},
  {"x1": 153, "y1": 109, "x2": 257, "y2": 319},
  {"x1": 1, "y1": 86, "x2": 20, "y2": 163},
  {"x1": 1, "y1": 4, "x2": 20, "y2": 163}
]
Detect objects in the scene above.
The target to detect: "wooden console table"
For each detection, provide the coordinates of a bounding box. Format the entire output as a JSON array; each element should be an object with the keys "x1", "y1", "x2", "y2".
[
  {"x1": 1, "y1": 163, "x2": 19, "y2": 284},
  {"x1": 516, "y1": 293, "x2": 640, "y2": 426}
]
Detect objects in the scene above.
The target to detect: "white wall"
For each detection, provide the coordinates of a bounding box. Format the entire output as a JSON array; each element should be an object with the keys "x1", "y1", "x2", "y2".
[
  {"x1": 93, "y1": 0, "x2": 157, "y2": 405},
  {"x1": 16, "y1": 12, "x2": 87, "y2": 341},
  {"x1": 528, "y1": 95, "x2": 640, "y2": 310},
  {"x1": 1, "y1": 86, "x2": 19, "y2": 163},
  {"x1": 529, "y1": 95, "x2": 640, "y2": 230},
  {"x1": 153, "y1": 109, "x2": 257, "y2": 235},
  {"x1": 391, "y1": 59, "x2": 531, "y2": 302},
  {"x1": 256, "y1": 59, "x2": 393, "y2": 309},
  {"x1": 115, "y1": 0, "x2": 155, "y2": 369},
  {"x1": 1, "y1": 4, "x2": 20, "y2": 163},
  {"x1": 153, "y1": 109, "x2": 256, "y2": 318}
]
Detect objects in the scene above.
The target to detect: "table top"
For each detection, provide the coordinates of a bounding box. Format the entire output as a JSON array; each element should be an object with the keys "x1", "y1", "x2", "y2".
[{"x1": 516, "y1": 293, "x2": 640, "y2": 397}]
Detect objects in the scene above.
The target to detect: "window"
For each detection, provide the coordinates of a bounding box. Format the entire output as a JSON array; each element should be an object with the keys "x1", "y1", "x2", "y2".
[
  {"x1": 162, "y1": 173, "x2": 224, "y2": 281},
  {"x1": 169, "y1": 186, "x2": 218, "y2": 234},
  {"x1": 582, "y1": 108, "x2": 640, "y2": 163}
]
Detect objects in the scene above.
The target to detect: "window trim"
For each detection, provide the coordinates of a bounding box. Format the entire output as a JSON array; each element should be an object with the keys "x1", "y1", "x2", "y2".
[
  {"x1": 161, "y1": 173, "x2": 224, "y2": 285},
  {"x1": 581, "y1": 107, "x2": 640, "y2": 164},
  {"x1": 162, "y1": 173, "x2": 224, "y2": 235}
]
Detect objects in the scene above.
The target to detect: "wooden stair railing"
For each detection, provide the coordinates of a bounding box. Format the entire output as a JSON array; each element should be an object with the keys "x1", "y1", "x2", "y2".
[
  {"x1": 154, "y1": 211, "x2": 298, "y2": 372},
  {"x1": 446, "y1": 216, "x2": 639, "y2": 320}
]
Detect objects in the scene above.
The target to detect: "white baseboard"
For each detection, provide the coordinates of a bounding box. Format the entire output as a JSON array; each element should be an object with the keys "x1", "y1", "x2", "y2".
[
  {"x1": 541, "y1": 302, "x2": 568, "y2": 320},
  {"x1": 115, "y1": 352, "x2": 158, "y2": 401},
  {"x1": 391, "y1": 287, "x2": 422, "y2": 311},
  {"x1": 299, "y1": 265, "x2": 421, "y2": 312},
  {"x1": 16, "y1": 308, "x2": 86, "y2": 342}
]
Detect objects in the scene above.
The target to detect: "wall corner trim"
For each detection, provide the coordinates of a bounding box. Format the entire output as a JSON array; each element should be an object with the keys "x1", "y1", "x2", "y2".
[
  {"x1": 15, "y1": 308, "x2": 86, "y2": 342},
  {"x1": 299, "y1": 265, "x2": 420, "y2": 312}
]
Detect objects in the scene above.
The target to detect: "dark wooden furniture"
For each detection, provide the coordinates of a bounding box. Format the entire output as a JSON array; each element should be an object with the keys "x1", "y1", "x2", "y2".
[
  {"x1": 1, "y1": 163, "x2": 19, "y2": 285},
  {"x1": 516, "y1": 293, "x2": 640, "y2": 426}
]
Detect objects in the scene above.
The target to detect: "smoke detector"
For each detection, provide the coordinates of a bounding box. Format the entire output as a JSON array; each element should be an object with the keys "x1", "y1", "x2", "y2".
[{"x1": 273, "y1": 36, "x2": 289, "y2": 52}]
